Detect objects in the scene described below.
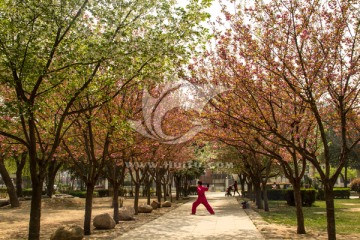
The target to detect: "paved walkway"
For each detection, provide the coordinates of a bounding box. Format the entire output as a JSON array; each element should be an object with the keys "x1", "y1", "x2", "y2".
[{"x1": 115, "y1": 192, "x2": 264, "y2": 240}]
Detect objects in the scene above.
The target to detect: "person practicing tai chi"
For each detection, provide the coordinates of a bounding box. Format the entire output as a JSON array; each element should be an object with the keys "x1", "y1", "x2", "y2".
[{"x1": 191, "y1": 181, "x2": 215, "y2": 215}]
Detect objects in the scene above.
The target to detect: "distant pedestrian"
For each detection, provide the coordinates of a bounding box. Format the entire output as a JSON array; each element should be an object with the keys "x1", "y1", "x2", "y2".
[
  {"x1": 233, "y1": 181, "x2": 241, "y2": 197},
  {"x1": 191, "y1": 181, "x2": 215, "y2": 215}
]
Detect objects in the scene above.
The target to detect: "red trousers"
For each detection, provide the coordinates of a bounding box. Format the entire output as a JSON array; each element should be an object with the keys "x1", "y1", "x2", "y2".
[{"x1": 192, "y1": 197, "x2": 214, "y2": 214}]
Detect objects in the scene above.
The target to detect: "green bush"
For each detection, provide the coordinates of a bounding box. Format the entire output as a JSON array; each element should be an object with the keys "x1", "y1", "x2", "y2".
[
  {"x1": 23, "y1": 188, "x2": 32, "y2": 197},
  {"x1": 68, "y1": 190, "x2": 87, "y2": 198},
  {"x1": 22, "y1": 188, "x2": 46, "y2": 197},
  {"x1": 266, "y1": 189, "x2": 287, "y2": 200},
  {"x1": 334, "y1": 188, "x2": 350, "y2": 199},
  {"x1": 98, "y1": 189, "x2": 109, "y2": 197},
  {"x1": 286, "y1": 189, "x2": 316, "y2": 207},
  {"x1": 317, "y1": 188, "x2": 350, "y2": 200},
  {"x1": 350, "y1": 178, "x2": 360, "y2": 193}
]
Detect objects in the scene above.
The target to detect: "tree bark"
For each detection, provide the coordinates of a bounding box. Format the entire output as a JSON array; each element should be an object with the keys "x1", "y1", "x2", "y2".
[
  {"x1": 112, "y1": 183, "x2": 120, "y2": 224},
  {"x1": 183, "y1": 175, "x2": 188, "y2": 197},
  {"x1": 84, "y1": 184, "x2": 95, "y2": 235},
  {"x1": 344, "y1": 164, "x2": 348, "y2": 188},
  {"x1": 174, "y1": 175, "x2": 181, "y2": 200},
  {"x1": 324, "y1": 183, "x2": 336, "y2": 240},
  {"x1": 0, "y1": 156, "x2": 20, "y2": 207},
  {"x1": 145, "y1": 177, "x2": 151, "y2": 205},
  {"x1": 238, "y1": 174, "x2": 246, "y2": 195},
  {"x1": 162, "y1": 183, "x2": 167, "y2": 201},
  {"x1": 28, "y1": 178, "x2": 44, "y2": 240},
  {"x1": 254, "y1": 181, "x2": 263, "y2": 209},
  {"x1": 262, "y1": 183, "x2": 269, "y2": 212},
  {"x1": 15, "y1": 151, "x2": 27, "y2": 198},
  {"x1": 134, "y1": 183, "x2": 140, "y2": 215},
  {"x1": 106, "y1": 159, "x2": 126, "y2": 224},
  {"x1": 46, "y1": 160, "x2": 62, "y2": 197},
  {"x1": 293, "y1": 182, "x2": 306, "y2": 234},
  {"x1": 169, "y1": 183, "x2": 173, "y2": 202},
  {"x1": 247, "y1": 181, "x2": 254, "y2": 200},
  {"x1": 156, "y1": 179, "x2": 162, "y2": 205}
]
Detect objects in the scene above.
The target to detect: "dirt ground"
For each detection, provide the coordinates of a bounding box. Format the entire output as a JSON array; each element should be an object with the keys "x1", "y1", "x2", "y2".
[
  {"x1": 1, "y1": 196, "x2": 359, "y2": 240},
  {"x1": 0, "y1": 196, "x2": 182, "y2": 240}
]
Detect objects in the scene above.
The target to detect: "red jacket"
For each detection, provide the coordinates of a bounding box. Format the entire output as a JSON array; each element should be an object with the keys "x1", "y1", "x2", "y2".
[{"x1": 197, "y1": 185, "x2": 208, "y2": 199}]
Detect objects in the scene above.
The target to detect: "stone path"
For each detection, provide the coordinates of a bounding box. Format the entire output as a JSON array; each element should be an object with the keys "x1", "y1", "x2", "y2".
[{"x1": 115, "y1": 192, "x2": 264, "y2": 240}]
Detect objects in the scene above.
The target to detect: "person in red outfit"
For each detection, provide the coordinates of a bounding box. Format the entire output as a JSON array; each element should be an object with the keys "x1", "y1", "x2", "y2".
[{"x1": 191, "y1": 181, "x2": 215, "y2": 215}]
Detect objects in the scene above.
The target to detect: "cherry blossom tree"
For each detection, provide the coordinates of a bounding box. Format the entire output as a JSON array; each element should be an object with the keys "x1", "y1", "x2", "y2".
[
  {"x1": 190, "y1": 1, "x2": 360, "y2": 239},
  {"x1": 0, "y1": 0, "x2": 212, "y2": 238}
]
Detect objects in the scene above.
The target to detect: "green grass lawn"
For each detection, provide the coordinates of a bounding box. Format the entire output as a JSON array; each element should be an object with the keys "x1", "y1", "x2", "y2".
[{"x1": 256, "y1": 198, "x2": 360, "y2": 235}]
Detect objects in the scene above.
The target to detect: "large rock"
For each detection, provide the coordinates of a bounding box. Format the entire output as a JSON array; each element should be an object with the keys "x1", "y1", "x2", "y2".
[
  {"x1": 54, "y1": 194, "x2": 75, "y2": 198},
  {"x1": 50, "y1": 224, "x2": 84, "y2": 240},
  {"x1": 162, "y1": 201, "x2": 171, "y2": 207},
  {"x1": 150, "y1": 200, "x2": 160, "y2": 209},
  {"x1": 138, "y1": 204, "x2": 153, "y2": 213},
  {"x1": 119, "y1": 207, "x2": 135, "y2": 221},
  {"x1": 0, "y1": 199, "x2": 10, "y2": 208},
  {"x1": 93, "y1": 213, "x2": 116, "y2": 229}
]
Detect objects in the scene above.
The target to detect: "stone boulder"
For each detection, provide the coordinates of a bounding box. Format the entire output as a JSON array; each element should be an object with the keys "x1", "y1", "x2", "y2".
[
  {"x1": 50, "y1": 224, "x2": 84, "y2": 240},
  {"x1": 150, "y1": 200, "x2": 160, "y2": 209},
  {"x1": 93, "y1": 213, "x2": 116, "y2": 229},
  {"x1": 119, "y1": 207, "x2": 135, "y2": 221},
  {"x1": 162, "y1": 201, "x2": 171, "y2": 207},
  {"x1": 0, "y1": 199, "x2": 10, "y2": 208},
  {"x1": 138, "y1": 204, "x2": 153, "y2": 213},
  {"x1": 54, "y1": 194, "x2": 75, "y2": 198}
]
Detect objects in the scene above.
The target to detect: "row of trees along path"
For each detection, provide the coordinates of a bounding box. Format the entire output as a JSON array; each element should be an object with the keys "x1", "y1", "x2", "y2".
[
  {"x1": 187, "y1": 1, "x2": 360, "y2": 240},
  {"x1": 0, "y1": 0, "x2": 212, "y2": 239},
  {"x1": 1, "y1": 1, "x2": 360, "y2": 240}
]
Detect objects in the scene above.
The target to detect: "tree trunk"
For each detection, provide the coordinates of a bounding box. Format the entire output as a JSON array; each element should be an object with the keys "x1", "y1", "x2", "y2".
[
  {"x1": 0, "y1": 156, "x2": 20, "y2": 207},
  {"x1": 169, "y1": 183, "x2": 172, "y2": 202},
  {"x1": 324, "y1": 184, "x2": 336, "y2": 240},
  {"x1": 156, "y1": 179, "x2": 162, "y2": 204},
  {"x1": 112, "y1": 183, "x2": 120, "y2": 224},
  {"x1": 134, "y1": 183, "x2": 140, "y2": 215},
  {"x1": 146, "y1": 180, "x2": 151, "y2": 205},
  {"x1": 162, "y1": 183, "x2": 167, "y2": 201},
  {"x1": 15, "y1": 151, "x2": 27, "y2": 198},
  {"x1": 183, "y1": 176, "x2": 188, "y2": 197},
  {"x1": 46, "y1": 176, "x2": 55, "y2": 198},
  {"x1": 344, "y1": 164, "x2": 348, "y2": 188},
  {"x1": 84, "y1": 184, "x2": 95, "y2": 235},
  {"x1": 46, "y1": 160, "x2": 62, "y2": 198},
  {"x1": 238, "y1": 174, "x2": 246, "y2": 195},
  {"x1": 262, "y1": 184, "x2": 269, "y2": 212},
  {"x1": 293, "y1": 183, "x2": 306, "y2": 234},
  {"x1": 254, "y1": 181, "x2": 263, "y2": 209},
  {"x1": 247, "y1": 181, "x2": 254, "y2": 200},
  {"x1": 28, "y1": 179, "x2": 43, "y2": 240},
  {"x1": 174, "y1": 175, "x2": 181, "y2": 200}
]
